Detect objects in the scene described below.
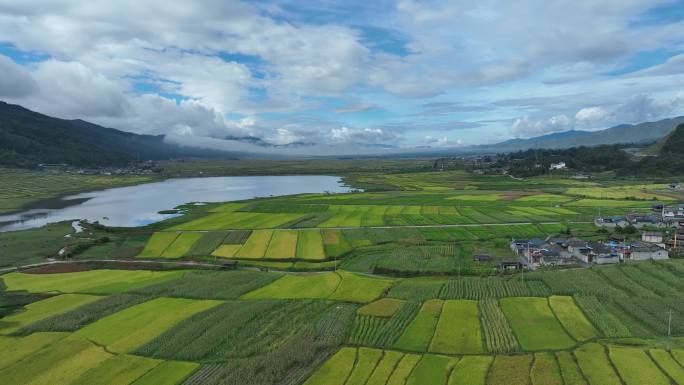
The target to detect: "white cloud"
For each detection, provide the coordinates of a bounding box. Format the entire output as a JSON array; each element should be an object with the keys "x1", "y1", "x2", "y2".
[
  {"x1": 511, "y1": 114, "x2": 573, "y2": 137},
  {"x1": 0, "y1": 55, "x2": 37, "y2": 98}
]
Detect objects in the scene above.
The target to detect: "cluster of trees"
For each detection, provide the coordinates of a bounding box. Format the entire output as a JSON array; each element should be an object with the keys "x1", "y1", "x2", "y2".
[{"x1": 492, "y1": 124, "x2": 684, "y2": 178}]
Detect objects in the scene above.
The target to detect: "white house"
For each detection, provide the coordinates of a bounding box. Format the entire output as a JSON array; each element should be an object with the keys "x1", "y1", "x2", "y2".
[
  {"x1": 549, "y1": 162, "x2": 567, "y2": 170},
  {"x1": 641, "y1": 231, "x2": 663, "y2": 244},
  {"x1": 628, "y1": 242, "x2": 669, "y2": 261}
]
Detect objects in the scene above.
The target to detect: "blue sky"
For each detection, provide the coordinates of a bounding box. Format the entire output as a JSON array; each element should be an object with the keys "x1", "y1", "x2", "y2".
[{"x1": 1, "y1": 0, "x2": 684, "y2": 154}]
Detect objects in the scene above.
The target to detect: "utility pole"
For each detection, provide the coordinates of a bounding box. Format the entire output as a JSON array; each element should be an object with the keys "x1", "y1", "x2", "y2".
[{"x1": 667, "y1": 308, "x2": 673, "y2": 337}]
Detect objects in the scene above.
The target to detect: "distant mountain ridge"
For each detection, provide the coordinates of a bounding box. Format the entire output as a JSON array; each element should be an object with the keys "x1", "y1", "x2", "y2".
[
  {"x1": 479, "y1": 116, "x2": 684, "y2": 153},
  {"x1": 0, "y1": 101, "x2": 236, "y2": 167}
]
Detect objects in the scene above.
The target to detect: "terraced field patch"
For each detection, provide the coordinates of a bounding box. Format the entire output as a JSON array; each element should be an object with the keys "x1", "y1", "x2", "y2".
[
  {"x1": 358, "y1": 298, "x2": 405, "y2": 317},
  {"x1": 302, "y1": 347, "x2": 356, "y2": 385},
  {"x1": 0, "y1": 332, "x2": 68, "y2": 369}
]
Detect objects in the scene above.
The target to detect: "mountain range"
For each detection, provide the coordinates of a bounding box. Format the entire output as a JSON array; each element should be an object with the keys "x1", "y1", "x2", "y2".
[
  {"x1": 473, "y1": 116, "x2": 684, "y2": 153},
  {"x1": 1, "y1": 100, "x2": 683, "y2": 167},
  {"x1": 0, "y1": 101, "x2": 237, "y2": 167}
]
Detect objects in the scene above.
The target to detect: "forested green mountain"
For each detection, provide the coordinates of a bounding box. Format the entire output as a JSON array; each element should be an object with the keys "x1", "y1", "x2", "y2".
[{"x1": 0, "y1": 101, "x2": 235, "y2": 168}]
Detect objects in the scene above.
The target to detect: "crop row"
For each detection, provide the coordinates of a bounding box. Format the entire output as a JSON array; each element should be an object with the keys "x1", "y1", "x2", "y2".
[{"x1": 479, "y1": 298, "x2": 520, "y2": 354}]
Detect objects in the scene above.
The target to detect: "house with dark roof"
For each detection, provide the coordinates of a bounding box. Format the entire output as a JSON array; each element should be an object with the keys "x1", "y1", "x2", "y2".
[{"x1": 627, "y1": 241, "x2": 669, "y2": 261}]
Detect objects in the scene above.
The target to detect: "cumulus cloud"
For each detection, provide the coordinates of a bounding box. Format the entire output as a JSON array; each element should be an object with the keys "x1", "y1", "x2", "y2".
[
  {"x1": 0, "y1": 55, "x2": 37, "y2": 98},
  {"x1": 511, "y1": 114, "x2": 573, "y2": 137}
]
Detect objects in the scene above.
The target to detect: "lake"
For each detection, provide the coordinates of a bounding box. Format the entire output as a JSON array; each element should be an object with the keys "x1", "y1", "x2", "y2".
[{"x1": 0, "y1": 175, "x2": 352, "y2": 232}]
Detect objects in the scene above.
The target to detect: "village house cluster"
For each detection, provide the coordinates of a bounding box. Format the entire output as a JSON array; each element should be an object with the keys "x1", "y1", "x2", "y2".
[{"x1": 509, "y1": 204, "x2": 684, "y2": 269}]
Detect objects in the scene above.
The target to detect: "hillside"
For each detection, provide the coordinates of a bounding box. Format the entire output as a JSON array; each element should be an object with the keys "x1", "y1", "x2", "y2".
[
  {"x1": 660, "y1": 123, "x2": 684, "y2": 154},
  {"x1": 479, "y1": 116, "x2": 684, "y2": 153},
  {"x1": 0, "y1": 101, "x2": 236, "y2": 168}
]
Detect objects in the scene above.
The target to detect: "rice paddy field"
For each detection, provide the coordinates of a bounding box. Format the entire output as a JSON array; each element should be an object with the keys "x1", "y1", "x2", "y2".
[{"x1": 3, "y1": 167, "x2": 684, "y2": 384}]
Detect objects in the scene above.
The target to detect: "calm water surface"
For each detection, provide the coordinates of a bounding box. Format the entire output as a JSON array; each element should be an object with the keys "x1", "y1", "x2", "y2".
[{"x1": 0, "y1": 175, "x2": 351, "y2": 232}]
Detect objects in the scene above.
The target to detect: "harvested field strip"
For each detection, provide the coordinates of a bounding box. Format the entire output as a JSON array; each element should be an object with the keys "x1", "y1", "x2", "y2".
[
  {"x1": 296, "y1": 230, "x2": 326, "y2": 260},
  {"x1": 447, "y1": 355, "x2": 492, "y2": 385},
  {"x1": 609, "y1": 346, "x2": 670, "y2": 385},
  {"x1": 264, "y1": 230, "x2": 298, "y2": 259},
  {"x1": 394, "y1": 299, "x2": 443, "y2": 352},
  {"x1": 302, "y1": 347, "x2": 356, "y2": 385},
  {"x1": 235, "y1": 230, "x2": 273, "y2": 259},
  {"x1": 486, "y1": 355, "x2": 533, "y2": 385},
  {"x1": 574, "y1": 343, "x2": 621, "y2": 385},
  {"x1": 479, "y1": 298, "x2": 519, "y2": 354},
  {"x1": 160, "y1": 232, "x2": 204, "y2": 258},
  {"x1": 0, "y1": 332, "x2": 68, "y2": 369},
  {"x1": 549, "y1": 296, "x2": 598, "y2": 341},
  {"x1": 500, "y1": 297, "x2": 575, "y2": 351},
  {"x1": 137, "y1": 232, "x2": 179, "y2": 258},
  {"x1": 0, "y1": 293, "x2": 101, "y2": 335},
  {"x1": 429, "y1": 300, "x2": 482, "y2": 354},
  {"x1": 2, "y1": 269, "x2": 183, "y2": 294},
  {"x1": 69, "y1": 297, "x2": 221, "y2": 353}
]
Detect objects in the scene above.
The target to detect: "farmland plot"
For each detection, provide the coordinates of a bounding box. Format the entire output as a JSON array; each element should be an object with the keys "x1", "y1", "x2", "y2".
[
  {"x1": 447, "y1": 355, "x2": 492, "y2": 385},
  {"x1": 69, "y1": 297, "x2": 221, "y2": 353},
  {"x1": 574, "y1": 343, "x2": 621, "y2": 385},
  {"x1": 479, "y1": 298, "x2": 519, "y2": 354},
  {"x1": 429, "y1": 300, "x2": 483, "y2": 354},
  {"x1": 548, "y1": 296, "x2": 598, "y2": 341},
  {"x1": 130, "y1": 360, "x2": 199, "y2": 385},
  {"x1": 609, "y1": 346, "x2": 671, "y2": 385},
  {"x1": 302, "y1": 347, "x2": 356, "y2": 385},
  {"x1": 235, "y1": 229, "x2": 273, "y2": 259},
  {"x1": 358, "y1": 298, "x2": 405, "y2": 317},
  {"x1": 487, "y1": 355, "x2": 533, "y2": 385},
  {"x1": 387, "y1": 354, "x2": 421, "y2": 385},
  {"x1": 530, "y1": 352, "x2": 563, "y2": 385},
  {"x1": 345, "y1": 347, "x2": 382, "y2": 385},
  {"x1": 160, "y1": 232, "x2": 204, "y2": 258},
  {"x1": 0, "y1": 332, "x2": 68, "y2": 369},
  {"x1": 366, "y1": 350, "x2": 404, "y2": 385},
  {"x1": 0, "y1": 339, "x2": 112, "y2": 385},
  {"x1": 137, "y1": 232, "x2": 178, "y2": 258},
  {"x1": 295, "y1": 230, "x2": 326, "y2": 260},
  {"x1": 406, "y1": 354, "x2": 459, "y2": 385},
  {"x1": 264, "y1": 230, "x2": 298, "y2": 259},
  {"x1": 555, "y1": 351, "x2": 588, "y2": 385},
  {"x1": 500, "y1": 297, "x2": 575, "y2": 351},
  {"x1": 2, "y1": 269, "x2": 183, "y2": 294},
  {"x1": 395, "y1": 299, "x2": 443, "y2": 352},
  {"x1": 0, "y1": 293, "x2": 100, "y2": 334}
]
